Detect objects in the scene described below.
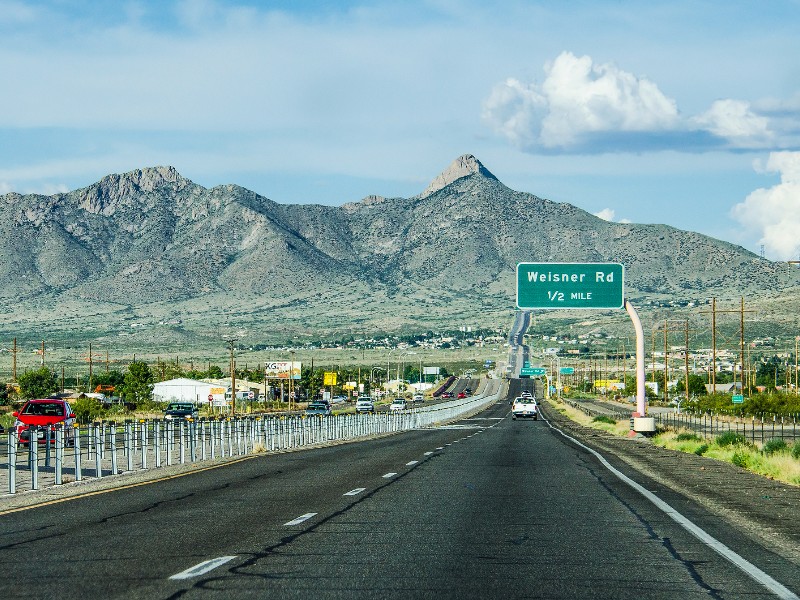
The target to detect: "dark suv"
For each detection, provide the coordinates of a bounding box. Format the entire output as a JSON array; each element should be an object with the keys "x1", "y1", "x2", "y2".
[{"x1": 163, "y1": 402, "x2": 199, "y2": 420}]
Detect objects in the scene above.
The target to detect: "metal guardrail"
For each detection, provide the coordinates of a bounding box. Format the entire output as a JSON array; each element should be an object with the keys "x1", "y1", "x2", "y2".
[
  {"x1": 652, "y1": 411, "x2": 799, "y2": 444},
  {"x1": 556, "y1": 398, "x2": 799, "y2": 444},
  {"x1": 2, "y1": 383, "x2": 503, "y2": 495}
]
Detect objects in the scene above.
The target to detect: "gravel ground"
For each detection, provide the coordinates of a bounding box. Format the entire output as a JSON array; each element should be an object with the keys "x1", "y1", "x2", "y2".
[{"x1": 540, "y1": 400, "x2": 800, "y2": 568}]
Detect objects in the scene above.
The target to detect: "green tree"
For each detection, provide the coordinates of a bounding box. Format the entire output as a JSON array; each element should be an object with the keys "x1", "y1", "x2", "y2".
[
  {"x1": 674, "y1": 373, "x2": 707, "y2": 396},
  {"x1": 72, "y1": 396, "x2": 105, "y2": 424},
  {"x1": 119, "y1": 361, "x2": 154, "y2": 406},
  {"x1": 18, "y1": 366, "x2": 59, "y2": 399}
]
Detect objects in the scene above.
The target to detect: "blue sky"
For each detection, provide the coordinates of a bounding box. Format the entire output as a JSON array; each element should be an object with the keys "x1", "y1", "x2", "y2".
[{"x1": 2, "y1": 0, "x2": 800, "y2": 260}]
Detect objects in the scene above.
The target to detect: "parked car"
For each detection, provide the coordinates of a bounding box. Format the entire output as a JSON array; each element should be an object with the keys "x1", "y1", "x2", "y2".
[
  {"x1": 330, "y1": 395, "x2": 348, "y2": 404},
  {"x1": 440, "y1": 391, "x2": 454, "y2": 399},
  {"x1": 305, "y1": 402, "x2": 332, "y2": 416},
  {"x1": 457, "y1": 392, "x2": 467, "y2": 399},
  {"x1": 163, "y1": 402, "x2": 199, "y2": 420},
  {"x1": 390, "y1": 398, "x2": 408, "y2": 411},
  {"x1": 13, "y1": 398, "x2": 76, "y2": 446},
  {"x1": 355, "y1": 397, "x2": 375, "y2": 414}
]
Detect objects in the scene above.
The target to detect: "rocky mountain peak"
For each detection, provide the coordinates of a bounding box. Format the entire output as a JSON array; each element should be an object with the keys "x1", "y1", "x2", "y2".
[
  {"x1": 79, "y1": 166, "x2": 192, "y2": 215},
  {"x1": 420, "y1": 154, "x2": 498, "y2": 198}
]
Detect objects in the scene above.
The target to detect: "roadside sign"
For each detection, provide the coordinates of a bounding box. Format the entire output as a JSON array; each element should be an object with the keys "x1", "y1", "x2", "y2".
[
  {"x1": 732, "y1": 394, "x2": 744, "y2": 404},
  {"x1": 247, "y1": 391, "x2": 255, "y2": 400},
  {"x1": 523, "y1": 361, "x2": 530, "y2": 368},
  {"x1": 208, "y1": 394, "x2": 213, "y2": 403},
  {"x1": 520, "y1": 367, "x2": 546, "y2": 377},
  {"x1": 559, "y1": 367, "x2": 575, "y2": 375},
  {"x1": 323, "y1": 372, "x2": 338, "y2": 386},
  {"x1": 517, "y1": 262, "x2": 624, "y2": 309}
]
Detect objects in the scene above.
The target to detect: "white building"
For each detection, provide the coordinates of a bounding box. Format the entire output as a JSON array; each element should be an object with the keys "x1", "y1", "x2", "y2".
[{"x1": 152, "y1": 378, "x2": 216, "y2": 404}]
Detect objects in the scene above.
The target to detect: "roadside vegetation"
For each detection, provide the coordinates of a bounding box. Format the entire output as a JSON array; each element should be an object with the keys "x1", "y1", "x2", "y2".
[
  {"x1": 547, "y1": 396, "x2": 800, "y2": 486},
  {"x1": 653, "y1": 429, "x2": 800, "y2": 486}
]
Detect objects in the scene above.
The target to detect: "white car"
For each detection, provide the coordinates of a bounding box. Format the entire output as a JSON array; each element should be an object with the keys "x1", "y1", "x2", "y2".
[
  {"x1": 355, "y1": 397, "x2": 375, "y2": 414},
  {"x1": 412, "y1": 393, "x2": 424, "y2": 403},
  {"x1": 390, "y1": 398, "x2": 408, "y2": 411},
  {"x1": 512, "y1": 396, "x2": 538, "y2": 420}
]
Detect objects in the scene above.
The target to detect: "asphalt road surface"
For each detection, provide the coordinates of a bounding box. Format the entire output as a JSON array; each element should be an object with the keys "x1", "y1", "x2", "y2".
[{"x1": 0, "y1": 381, "x2": 797, "y2": 599}]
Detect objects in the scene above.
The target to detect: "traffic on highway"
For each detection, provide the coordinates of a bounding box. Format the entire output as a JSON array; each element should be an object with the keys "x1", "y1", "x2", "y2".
[{"x1": 0, "y1": 322, "x2": 797, "y2": 599}]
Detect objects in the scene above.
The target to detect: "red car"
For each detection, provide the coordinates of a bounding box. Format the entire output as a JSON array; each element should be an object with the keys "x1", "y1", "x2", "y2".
[
  {"x1": 13, "y1": 399, "x2": 77, "y2": 446},
  {"x1": 457, "y1": 392, "x2": 467, "y2": 399}
]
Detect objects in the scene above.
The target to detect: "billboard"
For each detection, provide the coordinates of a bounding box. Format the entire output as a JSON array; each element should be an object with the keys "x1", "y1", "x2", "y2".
[
  {"x1": 264, "y1": 361, "x2": 301, "y2": 380},
  {"x1": 323, "y1": 372, "x2": 338, "y2": 386},
  {"x1": 423, "y1": 367, "x2": 440, "y2": 375}
]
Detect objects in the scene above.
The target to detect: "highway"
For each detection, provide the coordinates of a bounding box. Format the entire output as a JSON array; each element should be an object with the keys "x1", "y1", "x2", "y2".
[{"x1": 1, "y1": 380, "x2": 796, "y2": 599}]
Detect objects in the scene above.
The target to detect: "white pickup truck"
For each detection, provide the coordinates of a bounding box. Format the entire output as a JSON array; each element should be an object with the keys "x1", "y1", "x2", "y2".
[{"x1": 511, "y1": 396, "x2": 538, "y2": 420}]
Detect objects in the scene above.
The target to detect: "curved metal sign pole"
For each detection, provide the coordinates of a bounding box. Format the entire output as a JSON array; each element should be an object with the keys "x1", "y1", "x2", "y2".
[{"x1": 625, "y1": 299, "x2": 646, "y2": 416}]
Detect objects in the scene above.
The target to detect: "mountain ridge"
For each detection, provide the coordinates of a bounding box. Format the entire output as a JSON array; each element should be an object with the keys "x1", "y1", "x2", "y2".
[{"x1": 1, "y1": 155, "x2": 797, "y2": 345}]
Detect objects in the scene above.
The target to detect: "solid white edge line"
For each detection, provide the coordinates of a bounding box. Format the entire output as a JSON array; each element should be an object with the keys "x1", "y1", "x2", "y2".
[
  {"x1": 343, "y1": 488, "x2": 366, "y2": 496},
  {"x1": 284, "y1": 512, "x2": 318, "y2": 526},
  {"x1": 382, "y1": 472, "x2": 398, "y2": 478},
  {"x1": 169, "y1": 556, "x2": 237, "y2": 580},
  {"x1": 543, "y1": 415, "x2": 799, "y2": 600}
]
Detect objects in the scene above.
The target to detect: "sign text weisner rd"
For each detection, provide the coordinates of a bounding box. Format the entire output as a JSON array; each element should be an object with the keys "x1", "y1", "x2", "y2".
[{"x1": 516, "y1": 263, "x2": 625, "y2": 309}]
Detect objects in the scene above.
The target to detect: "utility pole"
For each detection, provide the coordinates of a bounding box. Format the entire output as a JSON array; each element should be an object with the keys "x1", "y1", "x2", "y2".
[
  {"x1": 795, "y1": 336, "x2": 799, "y2": 396},
  {"x1": 88, "y1": 342, "x2": 93, "y2": 392},
  {"x1": 664, "y1": 319, "x2": 669, "y2": 404},
  {"x1": 701, "y1": 298, "x2": 753, "y2": 395},
  {"x1": 684, "y1": 320, "x2": 690, "y2": 401},
  {"x1": 228, "y1": 339, "x2": 237, "y2": 417},
  {"x1": 12, "y1": 337, "x2": 17, "y2": 381}
]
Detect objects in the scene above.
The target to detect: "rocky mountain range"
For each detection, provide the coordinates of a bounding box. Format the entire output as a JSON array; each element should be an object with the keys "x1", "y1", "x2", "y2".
[{"x1": 1, "y1": 155, "x2": 797, "y2": 347}]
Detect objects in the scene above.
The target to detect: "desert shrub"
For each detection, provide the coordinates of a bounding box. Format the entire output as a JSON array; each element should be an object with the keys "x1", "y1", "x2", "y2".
[
  {"x1": 592, "y1": 415, "x2": 617, "y2": 425},
  {"x1": 676, "y1": 432, "x2": 701, "y2": 442},
  {"x1": 694, "y1": 444, "x2": 709, "y2": 456},
  {"x1": 731, "y1": 450, "x2": 750, "y2": 468},
  {"x1": 715, "y1": 431, "x2": 748, "y2": 447},
  {"x1": 762, "y1": 439, "x2": 788, "y2": 456},
  {"x1": 71, "y1": 396, "x2": 106, "y2": 424},
  {"x1": 792, "y1": 443, "x2": 800, "y2": 460}
]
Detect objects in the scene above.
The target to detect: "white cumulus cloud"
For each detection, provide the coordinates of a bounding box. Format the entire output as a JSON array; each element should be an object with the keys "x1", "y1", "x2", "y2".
[
  {"x1": 731, "y1": 152, "x2": 800, "y2": 261},
  {"x1": 693, "y1": 99, "x2": 773, "y2": 146},
  {"x1": 594, "y1": 208, "x2": 616, "y2": 221},
  {"x1": 483, "y1": 51, "x2": 788, "y2": 153},
  {"x1": 483, "y1": 51, "x2": 680, "y2": 149},
  {"x1": 593, "y1": 208, "x2": 631, "y2": 223}
]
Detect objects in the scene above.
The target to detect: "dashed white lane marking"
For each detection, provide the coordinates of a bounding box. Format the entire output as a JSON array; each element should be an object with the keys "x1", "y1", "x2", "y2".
[
  {"x1": 382, "y1": 472, "x2": 398, "y2": 478},
  {"x1": 424, "y1": 452, "x2": 433, "y2": 456},
  {"x1": 436, "y1": 447, "x2": 444, "y2": 450},
  {"x1": 343, "y1": 488, "x2": 366, "y2": 496},
  {"x1": 169, "y1": 556, "x2": 237, "y2": 580},
  {"x1": 406, "y1": 461, "x2": 419, "y2": 466},
  {"x1": 544, "y1": 416, "x2": 800, "y2": 600},
  {"x1": 284, "y1": 513, "x2": 317, "y2": 526}
]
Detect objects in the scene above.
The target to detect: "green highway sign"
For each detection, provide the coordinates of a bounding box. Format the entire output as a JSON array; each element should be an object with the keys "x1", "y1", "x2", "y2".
[
  {"x1": 516, "y1": 262, "x2": 625, "y2": 310},
  {"x1": 520, "y1": 367, "x2": 547, "y2": 376},
  {"x1": 523, "y1": 361, "x2": 530, "y2": 368},
  {"x1": 732, "y1": 394, "x2": 744, "y2": 404},
  {"x1": 559, "y1": 367, "x2": 575, "y2": 375}
]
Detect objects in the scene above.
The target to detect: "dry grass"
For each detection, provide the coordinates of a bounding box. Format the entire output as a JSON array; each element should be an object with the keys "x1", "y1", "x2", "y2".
[{"x1": 653, "y1": 428, "x2": 800, "y2": 486}]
